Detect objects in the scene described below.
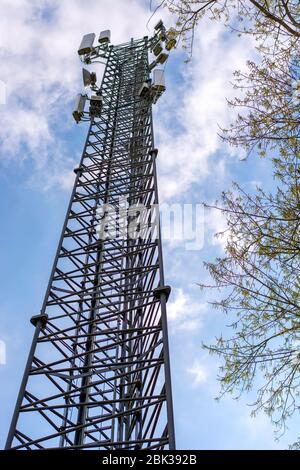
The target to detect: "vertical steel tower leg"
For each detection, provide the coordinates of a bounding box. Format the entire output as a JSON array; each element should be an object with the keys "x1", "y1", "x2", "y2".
[{"x1": 6, "y1": 35, "x2": 175, "y2": 450}]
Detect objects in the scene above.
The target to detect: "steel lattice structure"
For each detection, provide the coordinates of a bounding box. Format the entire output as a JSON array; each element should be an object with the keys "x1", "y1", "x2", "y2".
[{"x1": 6, "y1": 34, "x2": 175, "y2": 450}]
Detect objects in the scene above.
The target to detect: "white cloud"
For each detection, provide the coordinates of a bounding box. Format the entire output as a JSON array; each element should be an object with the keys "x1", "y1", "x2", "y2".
[
  {"x1": 156, "y1": 19, "x2": 255, "y2": 200},
  {"x1": 167, "y1": 287, "x2": 206, "y2": 332},
  {"x1": 204, "y1": 206, "x2": 229, "y2": 249},
  {"x1": 249, "y1": 179, "x2": 263, "y2": 189},
  {"x1": 0, "y1": 340, "x2": 6, "y2": 365},
  {"x1": 187, "y1": 361, "x2": 208, "y2": 386},
  {"x1": 0, "y1": 0, "x2": 170, "y2": 188}
]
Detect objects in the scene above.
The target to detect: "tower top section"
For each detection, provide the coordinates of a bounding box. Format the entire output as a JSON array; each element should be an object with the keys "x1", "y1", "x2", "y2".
[
  {"x1": 77, "y1": 21, "x2": 177, "y2": 68},
  {"x1": 73, "y1": 21, "x2": 178, "y2": 124}
]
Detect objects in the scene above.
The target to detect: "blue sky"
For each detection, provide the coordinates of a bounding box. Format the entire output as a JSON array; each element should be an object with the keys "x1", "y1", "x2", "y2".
[{"x1": 0, "y1": 0, "x2": 298, "y2": 449}]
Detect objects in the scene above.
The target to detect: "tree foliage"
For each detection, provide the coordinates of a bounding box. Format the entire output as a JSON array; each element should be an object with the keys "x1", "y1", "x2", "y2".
[
  {"x1": 162, "y1": 1, "x2": 300, "y2": 56},
  {"x1": 201, "y1": 151, "x2": 300, "y2": 436},
  {"x1": 222, "y1": 55, "x2": 300, "y2": 156}
]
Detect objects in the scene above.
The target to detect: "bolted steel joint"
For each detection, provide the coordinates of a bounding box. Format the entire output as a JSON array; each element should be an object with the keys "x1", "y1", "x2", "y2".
[
  {"x1": 30, "y1": 314, "x2": 48, "y2": 329},
  {"x1": 153, "y1": 285, "x2": 171, "y2": 302},
  {"x1": 74, "y1": 166, "x2": 83, "y2": 175},
  {"x1": 149, "y1": 148, "x2": 158, "y2": 159}
]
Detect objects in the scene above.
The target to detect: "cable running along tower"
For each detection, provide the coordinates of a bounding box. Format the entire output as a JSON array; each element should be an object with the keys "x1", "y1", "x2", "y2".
[{"x1": 6, "y1": 23, "x2": 176, "y2": 450}]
